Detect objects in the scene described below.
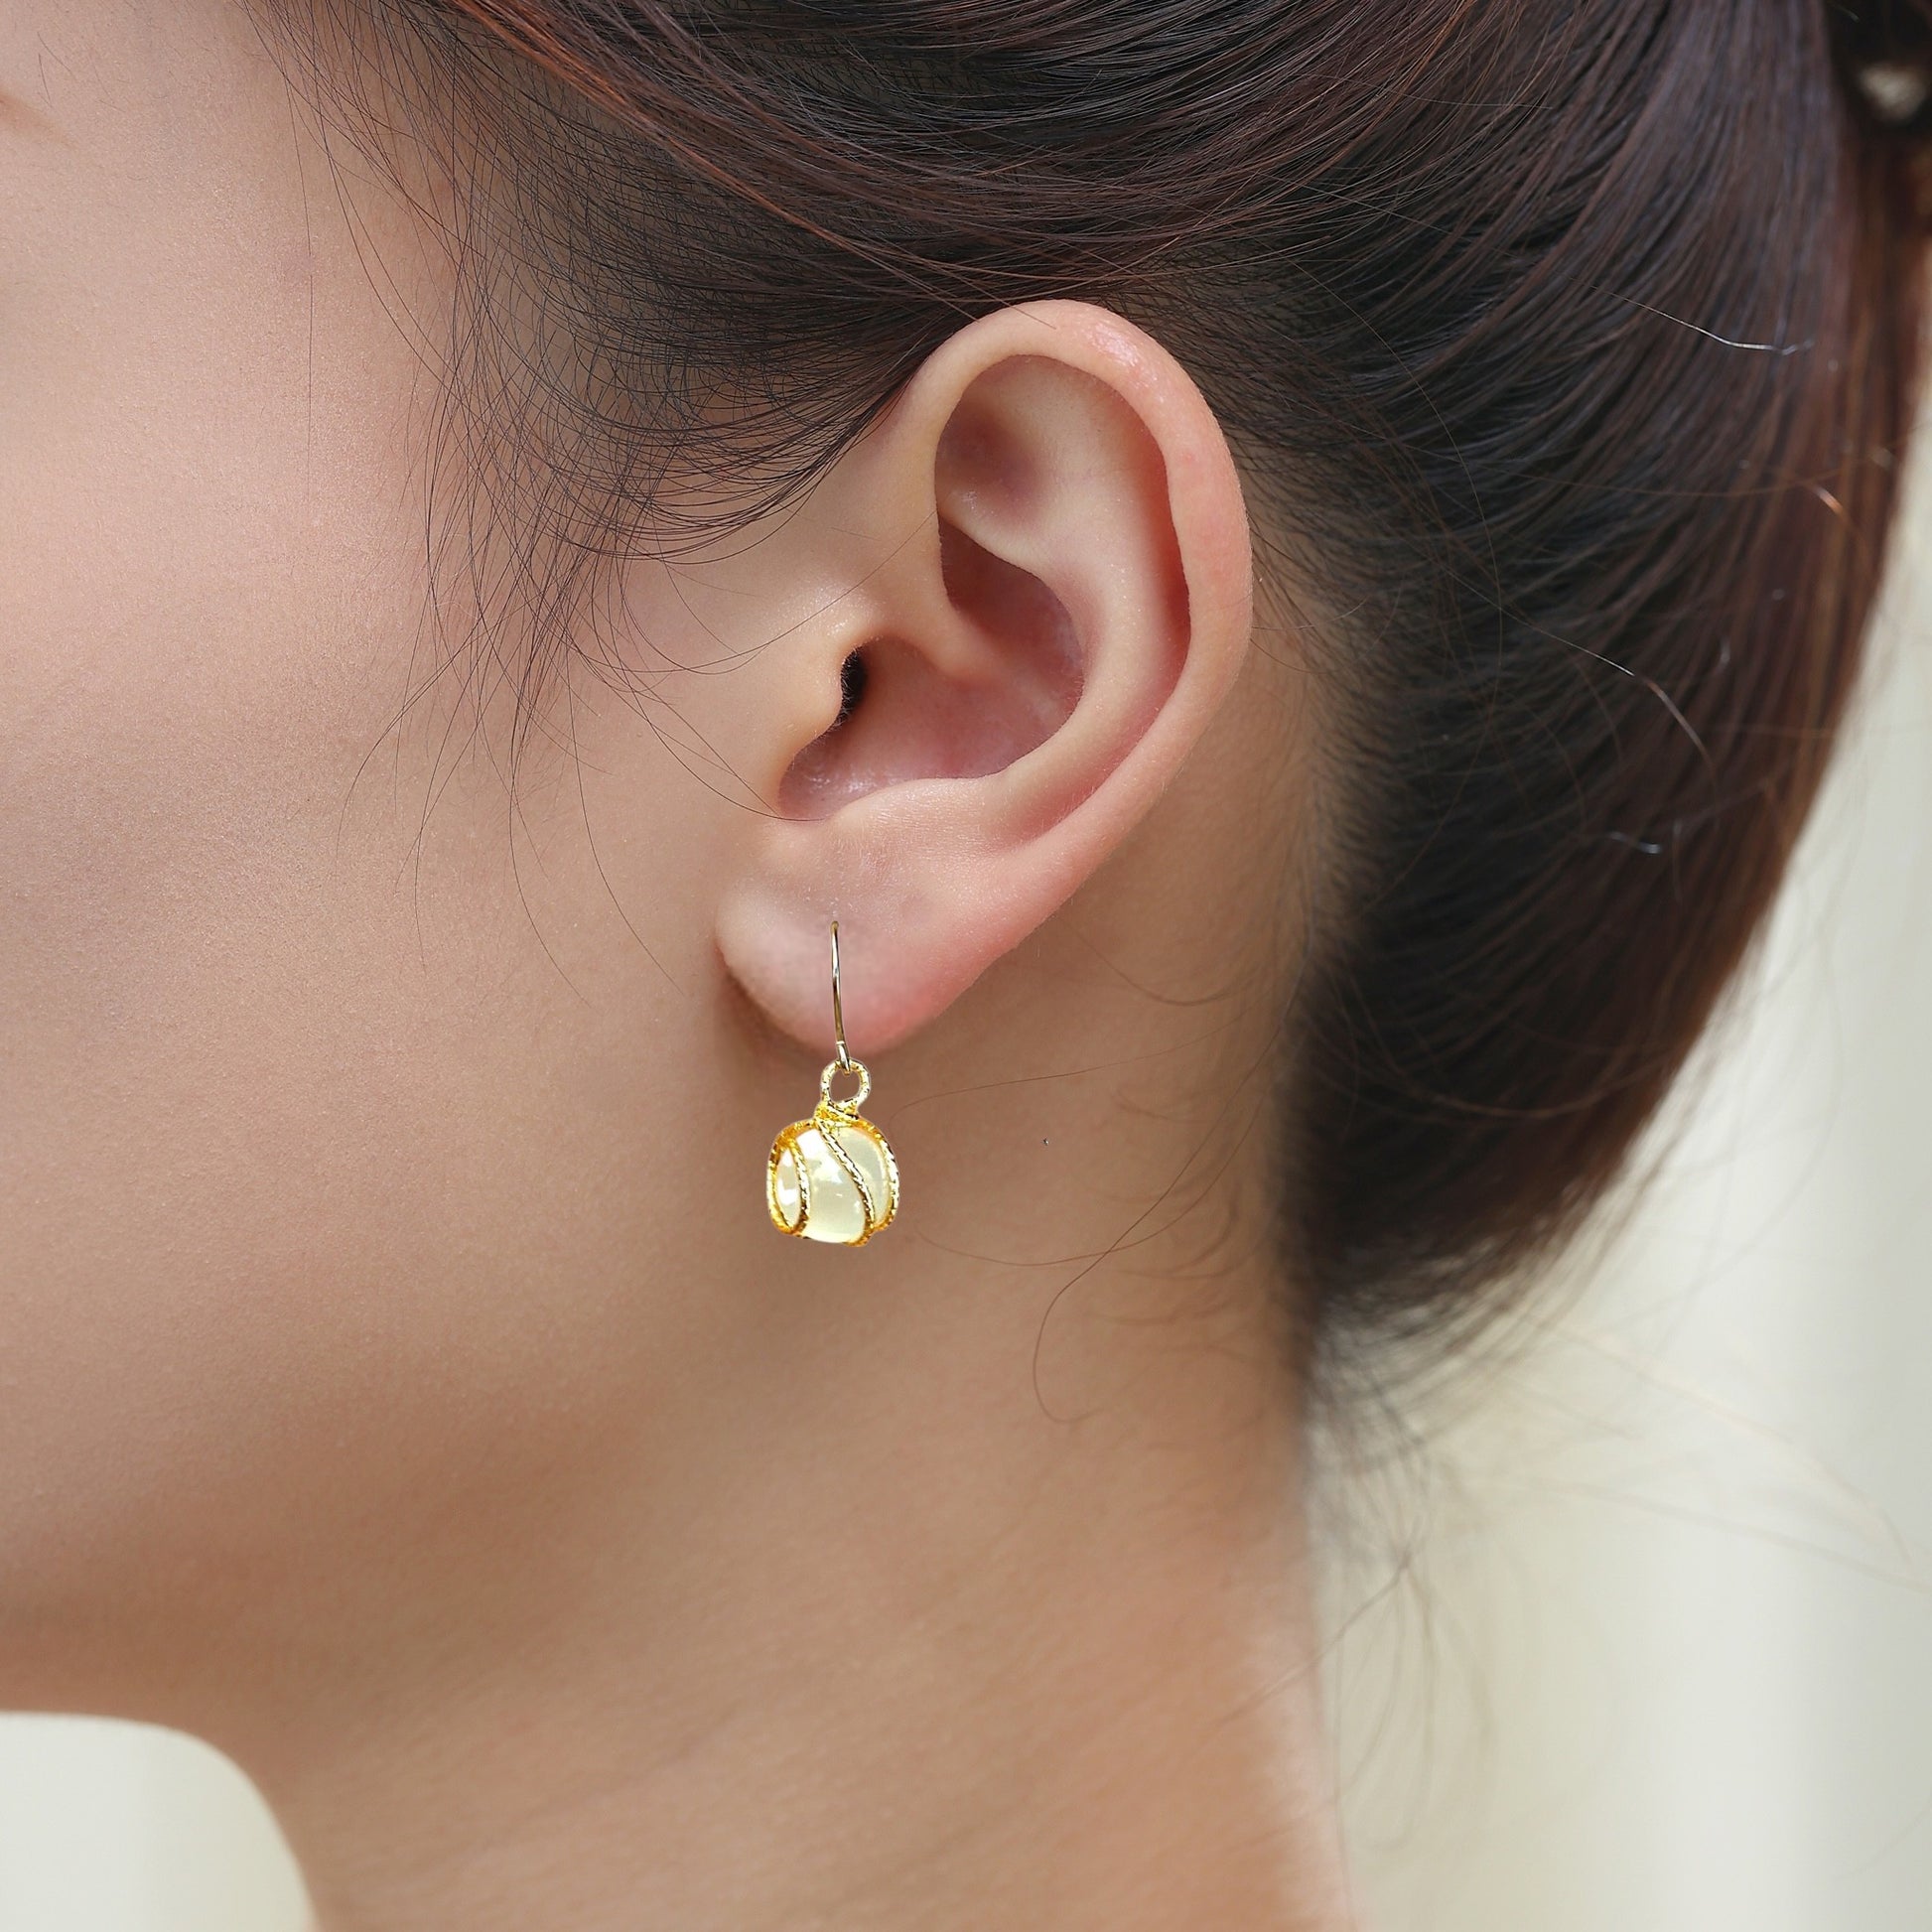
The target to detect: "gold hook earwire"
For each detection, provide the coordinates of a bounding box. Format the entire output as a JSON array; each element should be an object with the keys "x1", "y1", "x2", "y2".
[{"x1": 829, "y1": 917, "x2": 852, "y2": 1069}]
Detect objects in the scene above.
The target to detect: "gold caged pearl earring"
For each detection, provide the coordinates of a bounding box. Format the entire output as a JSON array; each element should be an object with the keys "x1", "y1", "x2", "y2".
[{"x1": 765, "y1": 919, "x2": 899, "y2": 1247}]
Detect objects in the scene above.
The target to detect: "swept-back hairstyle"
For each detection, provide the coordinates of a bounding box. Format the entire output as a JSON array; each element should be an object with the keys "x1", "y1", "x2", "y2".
[{"x1": 273, "y1": 0, "x2": 1932, "y2": 1366}]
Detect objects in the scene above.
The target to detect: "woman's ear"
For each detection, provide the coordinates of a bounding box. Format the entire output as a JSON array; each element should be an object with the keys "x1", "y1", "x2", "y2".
[{"x1": 713, "y1": 300, "x2": 1254, "y2": 1054}]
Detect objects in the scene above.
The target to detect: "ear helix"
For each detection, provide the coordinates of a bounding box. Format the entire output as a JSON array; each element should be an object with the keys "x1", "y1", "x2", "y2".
[{"x1": 765, "y1": 920, "x2": 900, "y2": 1247}]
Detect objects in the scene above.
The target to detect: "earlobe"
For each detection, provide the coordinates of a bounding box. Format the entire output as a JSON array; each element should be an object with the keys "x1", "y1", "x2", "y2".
[{"x1": 715, "y1": 301, "x2": 1253, "y2": 1060}]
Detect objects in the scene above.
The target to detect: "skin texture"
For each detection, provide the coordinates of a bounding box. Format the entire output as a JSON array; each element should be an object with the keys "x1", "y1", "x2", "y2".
[{"x1": 0, "y1": 5, "x2": 1348, "y2": 1928}]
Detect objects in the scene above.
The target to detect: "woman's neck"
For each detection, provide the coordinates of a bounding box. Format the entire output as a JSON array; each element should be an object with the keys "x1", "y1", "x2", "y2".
[{"x1": 221, "y1": 1233, "x2": 1351, "y2": 1931}]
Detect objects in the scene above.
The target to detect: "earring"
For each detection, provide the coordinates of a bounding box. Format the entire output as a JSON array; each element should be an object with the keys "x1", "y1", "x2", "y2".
[{"x1": 766, "y1": 919, "x2": 900, "y2": 1246}]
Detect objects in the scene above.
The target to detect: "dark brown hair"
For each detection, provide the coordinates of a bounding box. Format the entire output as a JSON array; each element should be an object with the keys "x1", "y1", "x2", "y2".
[{"x1": 282, "y1": 0, "x2": 1931, "y2": 1365}]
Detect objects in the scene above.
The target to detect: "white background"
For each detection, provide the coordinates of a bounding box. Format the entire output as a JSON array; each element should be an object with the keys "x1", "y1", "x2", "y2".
[{"x1": 1, "y1": 493, "x2": 1928, "y2": 1931}]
